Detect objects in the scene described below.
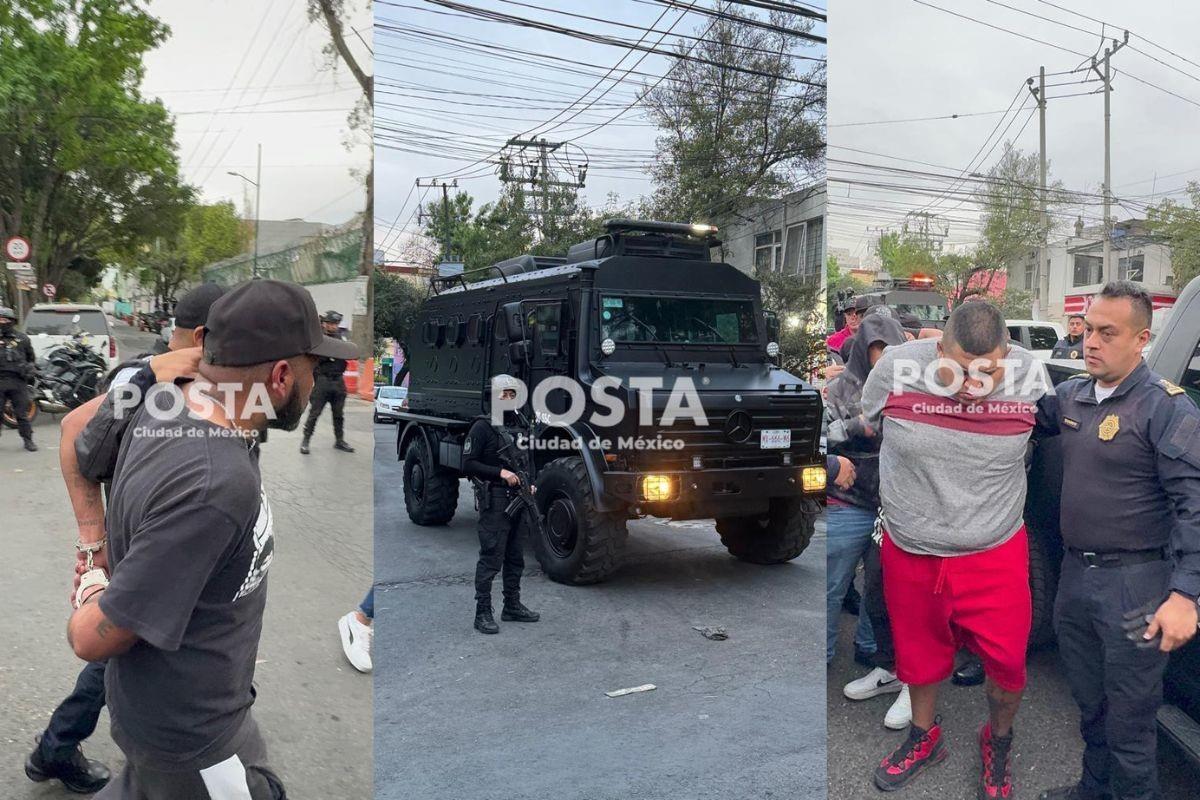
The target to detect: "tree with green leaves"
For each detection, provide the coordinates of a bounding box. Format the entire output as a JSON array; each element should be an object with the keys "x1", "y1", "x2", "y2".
[
  {"x1": 130, "y1": 200, "x2": 247, "y2": 309},
  {"x1": 641, "y1": 2, "x2": 825, "y2": 235},
  {"x1": 1147, "y1": 181, "x2": 1200, "y2": 292},
  {"x1": 0, "y1": 0, "x2": 184, "y2": 305},
  {"x1": 374, "y1": 269, "x2": 429, "y2": 368},
  {"x1": 757, "y1": 266, "x2": 824, "y2": 376}
]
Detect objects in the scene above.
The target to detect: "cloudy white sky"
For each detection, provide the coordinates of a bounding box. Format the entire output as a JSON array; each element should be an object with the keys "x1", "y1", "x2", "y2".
[
  {"x1": 142, "y1": 0, "x2": 371, "y2": 226},
  {"x1": 374, "y1": 0, "x2": 826, "y2": 263},
  {"x1": 828, "y1": 0, "x2": 1200, "y2": 259}
]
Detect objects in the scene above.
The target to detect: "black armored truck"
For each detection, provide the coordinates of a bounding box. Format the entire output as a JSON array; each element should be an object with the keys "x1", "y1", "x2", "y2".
[{"x1": 394, "y1": 220, "x2": 826, "y2": 584}]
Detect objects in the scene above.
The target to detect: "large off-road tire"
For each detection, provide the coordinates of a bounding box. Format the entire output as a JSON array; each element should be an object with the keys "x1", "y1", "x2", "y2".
[
  {"x1": 716, "y1": 497, "x2": 818, "y2": 564},
  {"x1": 2, "y1": 398, "x2": 38, "y2": 429},
  {"x1": 1027, "y1": 527, "x2": 1060, "y2": 649},
  {"x1": 402, "y1": 436, "x2": 459, "y2": 526},
  {"x1": 530, "y1": 456, "x2": 628, "y2": 585}
]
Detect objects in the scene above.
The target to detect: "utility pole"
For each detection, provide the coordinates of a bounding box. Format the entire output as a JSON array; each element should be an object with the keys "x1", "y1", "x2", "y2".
[
  {"x1": 254, "y1": 143, "x2": 262, "y2": 279},
  {"x1": 1027, "y1": 69, "x2": 1048, "y2": 319},
  {"x1": 1092, "y1": 32, "x2": 1128, "y2": 284},
  {"x1": 416, "y1": 178, "x2": 458, "y2": 262},
  {"x1": 497, "y1": 137, "x2": 587, "y2": 240}
]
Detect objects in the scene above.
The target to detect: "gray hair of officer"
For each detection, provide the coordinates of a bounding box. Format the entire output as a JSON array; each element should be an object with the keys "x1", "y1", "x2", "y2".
[{"x1": 942, "y1": 301, "x2": 1007, "y2": 356}]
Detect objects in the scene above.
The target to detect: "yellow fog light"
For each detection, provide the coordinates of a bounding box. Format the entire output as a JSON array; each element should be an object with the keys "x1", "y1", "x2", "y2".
[
  {"x1": 640, "y1": 474, "x2": 676, "y2": 501},
  {"x1": 801, "y1": 466, "x2": 826, "y2": 492}
]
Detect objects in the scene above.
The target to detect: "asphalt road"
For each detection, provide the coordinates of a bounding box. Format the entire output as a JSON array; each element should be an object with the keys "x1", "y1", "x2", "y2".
[
  {"x1": 827, "y1": 576, "x2": 1200, "y2": 799},
  {"x1": 0, "y1": 321, "x2": 373, "y2": 798},
  {"x1": 373, "y1": 421, "x2": 828, "y2": 800}
]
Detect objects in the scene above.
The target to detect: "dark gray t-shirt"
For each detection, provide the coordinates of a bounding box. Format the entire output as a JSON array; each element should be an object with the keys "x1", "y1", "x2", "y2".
[{"x1": 98, "y1": 404, "x2": 273, "y2": 771}]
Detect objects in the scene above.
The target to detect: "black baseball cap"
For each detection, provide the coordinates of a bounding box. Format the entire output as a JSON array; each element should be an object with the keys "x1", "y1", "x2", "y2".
[
  {"x1": 203, "y1": 279, "x2": 359, "y2": 366},
  {"x1": 174, "y1": 283, "x2": 226, "y2": 329}
]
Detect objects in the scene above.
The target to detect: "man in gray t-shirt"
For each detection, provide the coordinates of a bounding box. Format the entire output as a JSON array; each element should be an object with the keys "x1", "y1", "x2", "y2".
[{"x1": 65, "y1": 279, "x2": 356, "y2": 799}]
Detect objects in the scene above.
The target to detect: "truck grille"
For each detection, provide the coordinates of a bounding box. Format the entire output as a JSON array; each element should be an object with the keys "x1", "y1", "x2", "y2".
[{"x1": 628, "y1": 393, "x2": 822, "y2": 471}]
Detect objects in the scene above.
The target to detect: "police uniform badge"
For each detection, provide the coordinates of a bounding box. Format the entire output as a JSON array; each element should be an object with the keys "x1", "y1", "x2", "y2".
[
  {"x1": 1158, "y1": 379, "x2": 1186, "y2": 397},
  {"x1": 1069, "y1": 349, "x2": 1079, "y2": 359},
  {"x1": 1098, "y1": 414, "x2": 1120, "y2": 441}
]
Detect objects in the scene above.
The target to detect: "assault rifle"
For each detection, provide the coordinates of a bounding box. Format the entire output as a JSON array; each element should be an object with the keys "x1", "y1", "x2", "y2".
[{"x1": 495, "y1": 410, "x2": 545, "y2": 537}]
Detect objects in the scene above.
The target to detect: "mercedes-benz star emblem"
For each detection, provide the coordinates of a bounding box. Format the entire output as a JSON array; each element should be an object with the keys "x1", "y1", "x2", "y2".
[{"x1": 724, "y1": 410, "x2": 753, "y2": 443}]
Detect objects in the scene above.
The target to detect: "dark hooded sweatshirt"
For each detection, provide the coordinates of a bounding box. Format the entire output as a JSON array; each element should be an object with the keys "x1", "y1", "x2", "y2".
[{"x1": 824, "y1": 311, "x2": 907, "y2": 510}]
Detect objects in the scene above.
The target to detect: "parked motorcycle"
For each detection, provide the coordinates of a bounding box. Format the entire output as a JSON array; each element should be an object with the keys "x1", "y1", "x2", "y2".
[{"x1": 2, "y1": 330, "x2": 106, "y2": 428}]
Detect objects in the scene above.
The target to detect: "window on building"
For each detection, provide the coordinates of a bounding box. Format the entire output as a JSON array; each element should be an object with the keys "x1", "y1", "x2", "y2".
[
  {"x1": 1024, "y1": 260, "x2": 1035, "y2": 291},
  {"x1": 1073, "y1": 255, "x2": 1103, "y2": 287},
  {"x1": 782, "y1": 223, "x2": 807, "y2": 276},
  {"x1": 804, "y1": 217, "x2": 823, "y2": 279},
  {"x1": 754, "y1": 230, "x2": 782, "y2": 272},
  {"x1": 1118, "y1": 254, "x2": 1145, "y2": 282}
]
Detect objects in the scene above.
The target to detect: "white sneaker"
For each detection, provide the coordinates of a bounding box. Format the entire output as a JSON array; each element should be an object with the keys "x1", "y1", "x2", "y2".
[
  {"x1": 843, "y1": 667, "x2": 902, "y2": 701},
  {"x1": 338, "y1": 612, "x2": 373, "y2": 673},
  {"x1": 884, "y1": 684, "x2": 912, "y2": 730}
]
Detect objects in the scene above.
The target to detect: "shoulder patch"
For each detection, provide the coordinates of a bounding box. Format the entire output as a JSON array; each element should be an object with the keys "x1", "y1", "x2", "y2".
[{"x1": 1157, "y1": 378, "x2": 1186, "y2": 396}]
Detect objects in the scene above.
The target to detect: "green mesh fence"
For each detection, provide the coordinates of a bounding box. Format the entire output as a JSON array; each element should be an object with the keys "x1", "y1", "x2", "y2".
[{"x1": 203, "y1": 227, "x2": 364, "y2": 287}]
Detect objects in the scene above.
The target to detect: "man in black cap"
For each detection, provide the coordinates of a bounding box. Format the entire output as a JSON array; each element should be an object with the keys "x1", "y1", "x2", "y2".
[
  {"x1": 65, "y1": 279, "x2": 356, "y2": 799},
  {"x1": 300, "y1": 309, "x2": 356, "y2": 454},
  {"x1": 24, "y1": 283, "x2": 227, "y2": 795},
  {"x1": 0, "y1": 304, "x2": 38, "y2": 452},
  {"x1": 1051, "y1": 312, "x2": 1086, "y2": 360}
]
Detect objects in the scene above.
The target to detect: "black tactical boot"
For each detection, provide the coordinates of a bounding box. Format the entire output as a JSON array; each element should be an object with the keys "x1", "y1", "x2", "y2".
[
  {"x1": 299, "y1": 437, "x2": 311, "y2": 455},
  {"x1": 952, "y1": 655, "x2": 986, "y2": 687},
  {"x1": 501, "y1": 599, "x2": 540, "y2": 622},
  {"x1": 334, "y1": 439, "x2": 356, "y2": 453},
  {"x1": 26, "y1": 737, "x2": 111, "y2": 794},
  {"x1": 474, "y1": 603, "x2": 499, "y2": 634},
  {"x1": 23, "y1": 437, "x2": 37, "y2": 452}
]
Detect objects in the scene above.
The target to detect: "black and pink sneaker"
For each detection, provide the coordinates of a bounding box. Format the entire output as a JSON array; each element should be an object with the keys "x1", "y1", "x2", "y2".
[
  {"x1": 978, "y1": 722, "x2": 1014, "y2": 799},
  {"x1": 874, "y1": 717, "x2": 949, "y2": 792}
]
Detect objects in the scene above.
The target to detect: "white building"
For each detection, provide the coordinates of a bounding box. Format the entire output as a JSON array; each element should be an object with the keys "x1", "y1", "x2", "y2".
[
  {"x1": 1011, "y1": 218, "x2": 1177, "y2": 322},
  {"x1": 716, "y1": 184, "x2": 827, "y2": 288}
]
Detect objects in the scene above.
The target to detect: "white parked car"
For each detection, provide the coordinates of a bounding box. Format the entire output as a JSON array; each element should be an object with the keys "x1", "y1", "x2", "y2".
[
  {"x1": 1006, "y1": 319, "x2": 1065, "y2": 360},
  {"x1": 373, "y1": 377, "x2": 409, "y2": 424},
  {"x1": 22, "y1": 303, "x2": 119, "y2": 370}
]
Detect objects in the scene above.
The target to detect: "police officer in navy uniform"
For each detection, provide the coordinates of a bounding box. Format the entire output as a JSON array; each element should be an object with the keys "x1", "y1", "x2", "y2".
[
  {"x1": 461, "y1": 374, "x2": 540, "y2": 634},
  {"x1": 300, "y1": 310, "x2": 356, "y2": 454},
  {"x1": 1035, "y1": 282, "x2": 1200, "y2": 800},
  {"x1": 1051, "y1": 312, "x2": 1087, "y2": 360},
  {"x1": 0, "y1": 305, "x2": 38, "y2": 452}
]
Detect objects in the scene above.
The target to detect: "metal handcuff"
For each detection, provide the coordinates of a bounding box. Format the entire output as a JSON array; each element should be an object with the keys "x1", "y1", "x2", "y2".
[{"x1": 74, "y1": 538, "x2": 110, "y2": 610}]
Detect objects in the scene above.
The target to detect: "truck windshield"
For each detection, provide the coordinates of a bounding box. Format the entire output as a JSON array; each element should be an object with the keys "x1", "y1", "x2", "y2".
[
  {"x1": 600, "y1": 295, "x2": 758, "y2": 344},
  {"x1": 894, "y1": 303, "x2": 945, "y2": 322}
]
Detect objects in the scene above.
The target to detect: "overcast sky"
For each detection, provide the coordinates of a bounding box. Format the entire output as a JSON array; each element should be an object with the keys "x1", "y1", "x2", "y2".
[
  {"x1": 375, "y1": 0, "x2": 826, "y2": 262},
  {"x1": 828, "y1": 0, "x2": 1200, "y2": 259},
  {"x1": 142, "y1": 0, "x2": 371, "y2": 226}
]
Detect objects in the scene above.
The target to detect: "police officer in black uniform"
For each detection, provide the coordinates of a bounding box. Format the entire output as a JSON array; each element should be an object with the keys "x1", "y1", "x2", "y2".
[
  {"x1": 0, "y1": 305, "x2": 38, "y2": 452},
  {"x1": 301, "y1": 310, "x2": 356, "y2": 454},
  {"x1": 462, "y1": 374, "x2": 540, "y2": 634},
  {"x1": 1051, "y1": 312, "x2": 1087, "y2": 360},
  {"x1": 1035, "y1": 282, "x2": 1200, "y2": 800}
]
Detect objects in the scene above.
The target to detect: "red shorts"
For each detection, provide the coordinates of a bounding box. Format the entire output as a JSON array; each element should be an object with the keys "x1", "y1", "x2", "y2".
[{"x1": 882, "y1": 526, "x2": 1032, "y2": 692}]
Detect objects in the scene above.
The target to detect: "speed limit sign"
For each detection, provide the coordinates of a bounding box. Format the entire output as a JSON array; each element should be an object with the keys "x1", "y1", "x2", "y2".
[{"x1": 4, "y1": 236, "x2": 31, "y2": 262}]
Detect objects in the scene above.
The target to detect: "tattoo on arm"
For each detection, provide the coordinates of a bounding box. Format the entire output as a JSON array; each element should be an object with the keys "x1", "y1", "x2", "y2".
[{"x1": 96, "y1": 618, "x2": 114, "y2": 639}]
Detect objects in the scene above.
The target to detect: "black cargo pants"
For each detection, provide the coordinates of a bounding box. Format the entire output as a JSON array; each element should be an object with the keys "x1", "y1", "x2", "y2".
[
  {"x1": 474, "y1": 485, "x2": 525, "y2": 606},
  {"x1": 1053, "y1": 552, "x2": 1172, "y2": 800},
  {"x1": 302, "y1": 376, "x2": 346, "y2": 440},
  {"x1": 0, "y1": 375, "x2": 33, "y2": 440},
  {"x1": 39, "y1": 661, "x2": 106, "y2": 762}
]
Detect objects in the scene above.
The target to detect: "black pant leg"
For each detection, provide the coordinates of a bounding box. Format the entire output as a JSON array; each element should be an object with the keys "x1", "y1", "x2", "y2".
[
  {"x1": 863, "y1": 540, "x2": 895, "y2": 671},
  {"x1": 1100, "y1": 560, "x2": 1172, "y2": 800},
  {"x1": 501, "y1": 510, "x2": 525, "y2": 603},
  {"x1": 1054, "y1": 557, "x2": 1112, "y2": 797},
  {"x1": 1, "y1": 381, "x2": 33, "y2": 440},
  {"x1": 302, "y1": 386, "x2": 330, "y2": 438},
  {"x1": 329, "y1": 388, "x2": 347, "y2": 440},
  {"x1": 40, "y1": 661, "x2": 107, "y2": 761},
  {"x1": 475, "y1": 508, "x2": 509, "y2": 604}
]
